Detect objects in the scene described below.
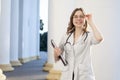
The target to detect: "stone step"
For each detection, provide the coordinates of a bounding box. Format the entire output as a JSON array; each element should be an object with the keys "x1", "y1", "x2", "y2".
[
  {"x1": 43, "y1": 63, "x2": 53, "y2": 71},
  {"x1": 46, "y1": 69, "x2": 62, "y2": 80},
  {"x1": 46, "y1": 74, "x2": 61, "y2": 80},
  {"x1": 49, "y1": 69, "x2": 61, "y2": 75},
  {"x1": 43, "y1": 66, "x2": 53, "y2": 71}
]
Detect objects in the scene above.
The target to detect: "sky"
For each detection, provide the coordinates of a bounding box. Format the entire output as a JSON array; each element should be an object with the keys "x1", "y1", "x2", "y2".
[{"x1": 39, "y1": 0, "x2": 48, "y2": 34}]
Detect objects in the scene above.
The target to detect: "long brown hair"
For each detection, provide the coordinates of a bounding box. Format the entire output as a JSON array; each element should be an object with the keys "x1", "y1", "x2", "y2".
[{"x1": 67, "y1": 8, "x2": 87, "y2": 35}]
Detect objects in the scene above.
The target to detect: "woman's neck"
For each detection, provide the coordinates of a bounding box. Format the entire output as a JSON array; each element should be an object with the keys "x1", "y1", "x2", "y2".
[
  {"x1": 74, "y1": 27, "x2": 83, "y2": 37},
  {"x1": 73, "y1": 27, "x2": 83, "y2": 44}
]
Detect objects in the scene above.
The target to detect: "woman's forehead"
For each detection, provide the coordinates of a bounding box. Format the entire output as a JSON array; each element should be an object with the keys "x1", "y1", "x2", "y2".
[{"x1": 74, "y1": 10, "x2": 84, "y2": 15}]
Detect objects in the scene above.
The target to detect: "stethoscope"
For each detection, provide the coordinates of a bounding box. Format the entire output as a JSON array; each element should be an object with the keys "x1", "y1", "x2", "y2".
[
  {"x1": 61, "y1": 31, "x2": 89, "y2": 72},
  {"x1": 64, "y1": 31, "x2": 89, "y2": 46},
  {"x1": 64, "y1": 33, "x2": 72, "y2": 46}
]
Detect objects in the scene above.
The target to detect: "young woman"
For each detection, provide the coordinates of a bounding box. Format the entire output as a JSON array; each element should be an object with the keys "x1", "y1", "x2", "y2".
[{"x1": 54, "y1": 8, "x2": 103, "y2": 80}]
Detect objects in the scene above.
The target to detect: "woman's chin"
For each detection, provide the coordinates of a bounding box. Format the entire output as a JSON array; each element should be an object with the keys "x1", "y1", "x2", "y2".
[{"x1": 75, "y1": 25, "x2": 83, "y2": 28}]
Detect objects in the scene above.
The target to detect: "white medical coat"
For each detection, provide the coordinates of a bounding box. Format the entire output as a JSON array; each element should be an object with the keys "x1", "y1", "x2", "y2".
[{"x1": 59, "y1": 32, "x2": 100, "y2": 80}]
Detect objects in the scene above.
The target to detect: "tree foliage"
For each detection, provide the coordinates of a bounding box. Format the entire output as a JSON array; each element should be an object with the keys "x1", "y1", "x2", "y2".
[{"x1": 40, "y1": 32, "x2": 48, "y2": 51}]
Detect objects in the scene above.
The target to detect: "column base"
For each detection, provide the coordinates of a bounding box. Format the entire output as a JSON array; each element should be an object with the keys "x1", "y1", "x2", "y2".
[
  {"x1": 10, "y1": 60, "x2": 22, "y2": 66},
  {"x1": 46, "y1": 69, "x2": 62, "y2": 80},
  {"x1": 0, "y1": 69, "x2": 6, "y2": 80},
  {"x1": 30, "y1": 56, "x2": 39, "y2": 61},
  {"x1": 43, "y1": 63, "x2": 53, "y2": 71},
  {"x1": 19, "y1": 56, "x2": 38, "y2": 63},
  {"x1": 0, "y1": 64, "x2": 14, "y2": 72},
  {"x1": 36, "y1": 55, "x2": 41, "y2": 60}
]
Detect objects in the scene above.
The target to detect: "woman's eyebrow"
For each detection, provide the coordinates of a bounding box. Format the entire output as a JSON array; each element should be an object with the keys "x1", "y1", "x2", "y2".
[{"x1": 74, "y1": 14, "x2": 84, "y2": 16}]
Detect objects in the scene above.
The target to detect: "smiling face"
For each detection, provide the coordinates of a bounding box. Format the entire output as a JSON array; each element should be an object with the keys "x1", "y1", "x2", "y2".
[
  {"x1": 67, "y1": 8, "x2": 87, "y2": 34},
  {"x1": 73, "y1": 10, "x2": 85, "y2": 28}
]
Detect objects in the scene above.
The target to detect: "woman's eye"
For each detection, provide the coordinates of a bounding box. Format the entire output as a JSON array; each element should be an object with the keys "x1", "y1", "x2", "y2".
[{"x1": 73, "y1": 15, "x2": 85, "y2": 18}]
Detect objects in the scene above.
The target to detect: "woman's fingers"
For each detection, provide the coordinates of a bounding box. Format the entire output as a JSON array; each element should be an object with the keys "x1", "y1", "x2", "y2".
[
  {"x1": 85, "y1": 14, "x2": 92, "y2": 19},
  {"x1": 54, "y1": 48, "x2": 61, "y2": 56},
  {"x1": 85, "y1": 14, "x2": 93, "y2": 24}
]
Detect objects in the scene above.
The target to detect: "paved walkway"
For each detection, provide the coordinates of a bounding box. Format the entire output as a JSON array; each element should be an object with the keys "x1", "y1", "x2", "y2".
[{"x1": 4, "y1": 52, "x2": 48, "y2": 80}]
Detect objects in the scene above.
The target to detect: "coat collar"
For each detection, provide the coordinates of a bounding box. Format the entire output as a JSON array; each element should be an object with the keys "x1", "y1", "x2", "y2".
[{"x1": 67, "y1": 32, "x2": 86, "y2": 45}]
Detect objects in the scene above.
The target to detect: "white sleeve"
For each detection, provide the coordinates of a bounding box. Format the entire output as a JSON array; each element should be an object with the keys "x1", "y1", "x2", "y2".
[{"x1": 89, "y1": 32, "x2": 100, "y2": 45}]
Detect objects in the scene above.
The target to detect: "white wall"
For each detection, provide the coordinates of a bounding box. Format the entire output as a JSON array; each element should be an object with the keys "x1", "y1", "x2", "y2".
[
  {"x1": 111, "y1": 1, "x2": 120, "y2": 79},
  {"x1": 74, "y1": 0, "x2": 120, "y2": 80},
  {"x1": 50, "y1": 0, "x2": 120, "y2": 80},
  {"x1": 48, "y1": 0, "x2": 74, "y2": 45}
]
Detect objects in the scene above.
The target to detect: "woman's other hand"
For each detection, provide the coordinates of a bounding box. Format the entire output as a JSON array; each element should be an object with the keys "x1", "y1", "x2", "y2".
[{"x1": 54, "y1": 47, "x2": 62, "y2": 61}]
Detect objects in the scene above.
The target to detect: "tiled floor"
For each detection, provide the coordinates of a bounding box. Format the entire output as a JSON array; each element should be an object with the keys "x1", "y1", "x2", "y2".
[{"x1": 4, "y1": 52, "x2": 48, "y2": 80}]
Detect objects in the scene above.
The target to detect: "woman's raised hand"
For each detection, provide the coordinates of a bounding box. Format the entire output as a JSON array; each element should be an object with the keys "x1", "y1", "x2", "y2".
[{"x1": 85, "y1": 14, "x2": 94, "y2": 25}]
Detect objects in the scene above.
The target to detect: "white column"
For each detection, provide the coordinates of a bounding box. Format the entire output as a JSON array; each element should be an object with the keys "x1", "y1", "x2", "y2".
[
  {"x1": 35, "y1": 0, "x2": 40, "y2": 59},
  {"x1": 46, "y1": 0, "x2": 74, "y2": 69},
  {"x1": 0, "y1": 0, "x2": 1, "y2": 16},
  {"x1": 0, "y1": 0, "x2": 14, "y2": 71},
  {"x1": 45, "y1": 1, "x2": 74, "y2": 80},
  {"x1": 19, "y1": 0, "x2": 30, "y2": 63},
  {"x1": 10, "y1": 0, "x2": 22, "y2": 66},
  {"x1": 0, "y1": 69, "x2": 6, "y2": 80},
  {"x1": 28, "y1": 0, "x2": 40, "y2": 60},
  {"x1": 18, "y1": 0, "x2": 40, "y2": 63},
  {"x1": 18, "y1": 0, "x2": 23, "y2": 62}
]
